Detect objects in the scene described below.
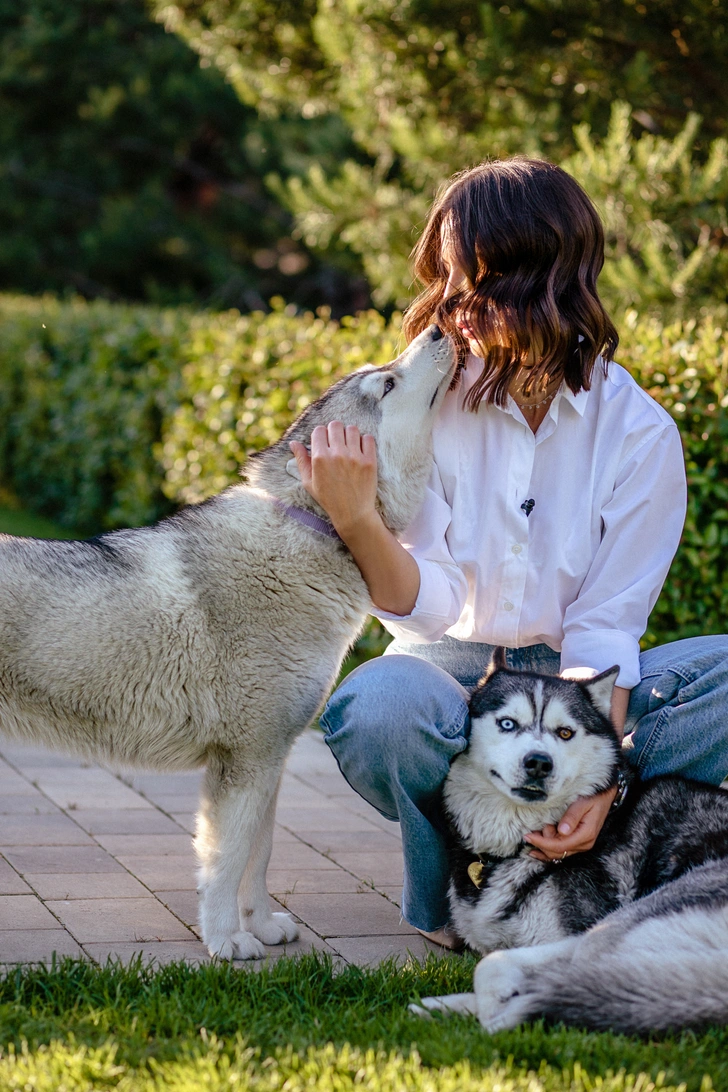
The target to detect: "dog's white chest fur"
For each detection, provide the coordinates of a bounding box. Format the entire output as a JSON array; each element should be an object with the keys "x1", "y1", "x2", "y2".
[{"x1": 449, "y1": 855, "x2": 565, "y2": 953}]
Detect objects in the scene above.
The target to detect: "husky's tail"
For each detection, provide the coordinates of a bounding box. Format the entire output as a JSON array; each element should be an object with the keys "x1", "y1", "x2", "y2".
[{"x1": 517, "y1": 860, "x2": 728, "y2": 1033}]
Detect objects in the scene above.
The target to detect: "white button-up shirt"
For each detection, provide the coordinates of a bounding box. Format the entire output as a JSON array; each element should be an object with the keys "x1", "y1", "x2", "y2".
[{"x1": 375, "y1": 355, "x2": 687, "y2": 689}]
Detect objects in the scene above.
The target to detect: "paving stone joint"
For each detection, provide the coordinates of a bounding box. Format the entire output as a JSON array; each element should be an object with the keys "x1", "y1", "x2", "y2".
[{"x1": 0, "y1": 730, "x2": 441, "y2": 967}]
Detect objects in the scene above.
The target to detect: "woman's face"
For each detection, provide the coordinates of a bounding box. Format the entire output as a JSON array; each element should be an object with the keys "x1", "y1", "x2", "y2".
[{"x1": 440, "y1": 240, "x2": 486, "y2": 359}]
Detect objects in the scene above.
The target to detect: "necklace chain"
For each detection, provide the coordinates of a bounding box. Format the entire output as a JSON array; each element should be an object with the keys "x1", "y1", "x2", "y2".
[
  {"x1": 512, "y1": 387, "x2": 559, "y2": 411},
  {"x1": 511, "y1": 367, "x2": 562, "y2": 412}
]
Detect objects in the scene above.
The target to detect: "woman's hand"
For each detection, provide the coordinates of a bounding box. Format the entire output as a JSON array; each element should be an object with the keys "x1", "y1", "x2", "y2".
[
  {"x1": 289, "y1": 421, "x2": 378, "y2": 537},
  {"x1": 290, "y1": 421, "x2": 420, "y2": 615},
  {"x1": 523, "y1": 784, "x2": 617, "y2": 862}
]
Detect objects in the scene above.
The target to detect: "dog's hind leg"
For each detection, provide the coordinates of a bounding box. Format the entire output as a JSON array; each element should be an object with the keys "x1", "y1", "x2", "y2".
[
  {"x1": 236, "y1": 767, "x2": 298, "y2": 946},
  {"x1": 196, "y1": 755, "x2": 292, "y2": 960},
  {"x1": 525, "y1": 897, "x2": 728, "y2": 1032}
]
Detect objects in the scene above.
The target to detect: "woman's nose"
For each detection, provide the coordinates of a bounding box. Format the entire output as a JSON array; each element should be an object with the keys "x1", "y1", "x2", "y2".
[{"x1": 443, "y1": 275, "x2": 458, "y2": 301}]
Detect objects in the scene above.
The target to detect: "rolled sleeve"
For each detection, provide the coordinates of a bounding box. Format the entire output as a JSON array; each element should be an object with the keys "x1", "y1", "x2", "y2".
[
  {"x1": 374, "y1": 556, "x2": 467, "y2": 643},
  {"x1": 560, "y1": 629, "x2": 642, "y2": 688},
  {"x1": 560, "y1": 424, "x2": 686, "y2": 690}
]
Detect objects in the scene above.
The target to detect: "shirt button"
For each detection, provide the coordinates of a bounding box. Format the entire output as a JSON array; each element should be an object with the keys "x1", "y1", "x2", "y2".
[
  {"x1": 511, "y1": 544, "x2": 522, "y2": 555},
  {"x1": 503, "y1": 601, "x2": 514, "y2": 611}
]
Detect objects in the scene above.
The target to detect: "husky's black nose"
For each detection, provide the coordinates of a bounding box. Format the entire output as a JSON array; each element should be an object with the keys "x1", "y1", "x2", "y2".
[
  {"x1": 523, "y1": 752, "x2": 553, "y2": 780},
  {"x1": 430, "y1": 324, "x2": 444, "y2": 341}
]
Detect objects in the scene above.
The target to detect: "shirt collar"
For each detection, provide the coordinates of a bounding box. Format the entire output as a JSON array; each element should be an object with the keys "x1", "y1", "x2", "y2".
[
  {"x1": 559, "y1": 384, "x2": 589, "y2": 417},
  {"x1": 458, "y1": 354, "x2": 592, "y2": 418}
]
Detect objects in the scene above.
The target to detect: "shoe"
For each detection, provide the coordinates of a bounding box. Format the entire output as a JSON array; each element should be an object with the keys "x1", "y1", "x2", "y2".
[{"x1": 416, "y1": 924, "x2": 465, "y2": 951}]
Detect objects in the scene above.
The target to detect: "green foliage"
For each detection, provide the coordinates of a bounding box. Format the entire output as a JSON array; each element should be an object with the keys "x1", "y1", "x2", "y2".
[
  {"x1": 156, "y1": 0, "x2": 728, "y2": 152},
  {"x1": 0, "y1": 0, "x2": 364, "y2": 314},
  {"x1": 159, "y1": 301, "x2": 401, "y2": 505},
  {"x1": 0, "y1": 292, "x2": 726, "y2": 646},
  {"x1": 0, "y1": 953, "x2": 726, "y2": 1090},
  {"x1": 620, "y1": 311, "x2": 728, "y2": 645},
  {"x1": 0, "y1": 295, "x2": 186, "y2": 533},
  {"x1": 153, "y1": 0, "x2": 728, "y2": 311},
  {"x1": 565, "y1": 106, "x2": 728, "y2": 316},
  {"x1": 278, "y1": 104, "x2": 728, "y2": 313}
]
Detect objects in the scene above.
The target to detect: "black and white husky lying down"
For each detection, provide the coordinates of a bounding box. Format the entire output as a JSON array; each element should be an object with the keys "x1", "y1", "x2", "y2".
[{"x1": 412, "y1": 648, "x2": 728, "y2": 1034}]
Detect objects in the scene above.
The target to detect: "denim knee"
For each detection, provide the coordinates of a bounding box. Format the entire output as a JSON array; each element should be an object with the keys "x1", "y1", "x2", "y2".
[
  {"x1": 320, "y1": 653, "x2": 470, "y2": 821},
  {"x1": 627, "y1": 635, "x2": 728, "y2": 784}
]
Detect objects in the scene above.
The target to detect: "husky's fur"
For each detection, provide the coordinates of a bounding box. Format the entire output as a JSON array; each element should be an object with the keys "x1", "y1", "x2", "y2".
[
  {"x1": 413, "y1": 648, "x2": 728, "y2": 1034},
  {"x1": 0, "y1": 325, "x2": 455, "y2": 961}
]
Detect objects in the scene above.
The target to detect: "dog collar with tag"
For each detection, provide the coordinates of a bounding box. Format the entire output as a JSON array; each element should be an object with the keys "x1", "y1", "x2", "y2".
[{"x1": 468, "y1": 860, "x2": 486, "y2": 889}]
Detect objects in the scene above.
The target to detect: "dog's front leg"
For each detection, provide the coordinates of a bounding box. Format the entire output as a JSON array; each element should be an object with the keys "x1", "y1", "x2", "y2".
[
  {"x1": 409, "y1": 994, "x2": 479, "y2": 1019},
  {"x1": 237, "y1": 767, "x2": 298, "y2": 946},
  {"x1": 473, "y1": 939, "x2": 578, "y2": 1032},
  {"x1": 196, "y1": 759, "x2": 290, "y2": 960}
]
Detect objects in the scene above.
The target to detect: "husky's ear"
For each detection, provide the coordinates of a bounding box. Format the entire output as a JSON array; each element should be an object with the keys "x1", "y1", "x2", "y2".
[
  {"x1": 478, "y1": 646, "x2": 507, "y2": 686},
  {"x1": 581, "y1": 665, "x2": 620, "y2": 720}
]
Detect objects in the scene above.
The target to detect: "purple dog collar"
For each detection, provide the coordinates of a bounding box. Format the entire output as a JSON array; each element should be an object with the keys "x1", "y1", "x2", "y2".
[{"x1": 271, "y1": 499, "x2": 342, "y2": 542}]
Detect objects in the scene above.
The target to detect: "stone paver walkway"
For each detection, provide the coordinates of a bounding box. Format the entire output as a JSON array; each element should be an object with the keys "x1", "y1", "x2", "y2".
[{"x1": 0, "y1": 730, "x2": 441, "y2": 967}]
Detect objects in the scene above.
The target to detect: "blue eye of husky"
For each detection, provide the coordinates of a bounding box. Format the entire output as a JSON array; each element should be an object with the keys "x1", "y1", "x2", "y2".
[{"x1": 497, "y1": 717, "x2": 518, "y2": 732}]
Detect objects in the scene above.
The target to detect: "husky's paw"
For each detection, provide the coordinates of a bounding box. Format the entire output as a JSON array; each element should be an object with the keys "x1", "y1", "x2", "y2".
[
  {"x1": 473, "y1": 952, "x2": 532, "y2": 1032},
  {"x1": 480, "y1": 1001, "x2": 534, "y2": 1034},
  {"x1": 250, "y1": 912, "x2": 299, "y2": 946},
  {"x1": 207, "y1": 930, "x2": 267, "y2": 961},
  {"x1": 409, "y1": 994, "x2": 477, "y2": 1020}
]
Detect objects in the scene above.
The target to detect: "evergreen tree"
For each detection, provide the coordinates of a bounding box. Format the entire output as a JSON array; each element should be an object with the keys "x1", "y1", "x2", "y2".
[
  {"x1": 155, "y1": 0, "x2": 728, "y2": 313},
  {"x1": 0, "y1": 0, "x2": 367, "y2": 312}
]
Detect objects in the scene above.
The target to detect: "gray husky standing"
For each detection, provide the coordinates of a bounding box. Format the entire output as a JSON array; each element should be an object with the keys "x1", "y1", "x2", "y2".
[
  {"x1": 0, "y1": 325, "x2": 455, "y2": 961},
  {"x1": 413, "y1": 648, "x2": 728, "y2": 1034}
]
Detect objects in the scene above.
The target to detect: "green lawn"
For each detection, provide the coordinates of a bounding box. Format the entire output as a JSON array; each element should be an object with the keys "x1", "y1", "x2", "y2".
[
  {"x1": 0, "y1": 498, "x2": 722, "y2": 1090},
  {"x1": 0, "y1": 954, "x2": 725, "y2": 1091}
]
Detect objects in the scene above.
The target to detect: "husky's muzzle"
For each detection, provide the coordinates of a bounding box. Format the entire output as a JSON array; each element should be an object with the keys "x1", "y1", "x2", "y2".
[{"x1": 513, "y1": 750, "x2": 553, "y2": 801}]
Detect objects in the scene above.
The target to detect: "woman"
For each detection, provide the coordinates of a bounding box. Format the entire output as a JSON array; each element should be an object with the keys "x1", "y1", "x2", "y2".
[{"x1": 289, "y1": 157, "x2": 728, "y2": 948}]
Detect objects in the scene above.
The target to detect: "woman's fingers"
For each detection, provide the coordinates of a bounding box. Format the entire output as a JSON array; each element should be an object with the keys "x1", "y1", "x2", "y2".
[
  {"x1": 309, "y1": 421, "x2": 376, "y2": 462},
  {"x1": 362, "y1": 433, "x2": 377, "y2": 460},
  {"x1": 288, "y1": 440, "x2": 313, "y2": 487},
  {"x1": 290, "y1": 422, "x2": 379, "y2": 533},
  {"x1": 310, "y1": 424, "x2": 332, "y2": 455},
  {"x1": 555, "y1": 795, "x2": 593, "y2": 836},
  {"x1": 524, "y1": 787, "x2": 616, "y2": 861}
]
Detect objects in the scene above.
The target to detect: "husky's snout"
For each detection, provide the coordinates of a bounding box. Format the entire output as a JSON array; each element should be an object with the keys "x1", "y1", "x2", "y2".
[
  {"x1": 513, "y1": 750, "x2": 554, "y2": 801},
  {"x1": 522, "y1": 751, "x2": 553, "y2": 782}
]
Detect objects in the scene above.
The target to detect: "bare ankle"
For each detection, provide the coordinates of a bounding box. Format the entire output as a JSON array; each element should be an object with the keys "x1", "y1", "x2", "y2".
[{"x1": 416, "y1": 925, "x2": 465, "y2": 951}]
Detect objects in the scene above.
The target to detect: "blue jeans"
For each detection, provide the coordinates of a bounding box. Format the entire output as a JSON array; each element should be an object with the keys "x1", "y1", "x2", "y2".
[{"x1": 320, "y1": 634, "x2": 728, "y2": 931}]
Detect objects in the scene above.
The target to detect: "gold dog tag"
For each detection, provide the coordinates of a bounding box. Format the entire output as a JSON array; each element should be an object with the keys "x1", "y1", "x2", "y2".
[{"x1": 467, "y1": 860, "x2": 485, "y2": 889}]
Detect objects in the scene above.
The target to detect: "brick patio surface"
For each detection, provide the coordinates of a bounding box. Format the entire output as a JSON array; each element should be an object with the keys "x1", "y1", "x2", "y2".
[{"x1": 0, "y1": 729, "x2": 443, "y2": 968}]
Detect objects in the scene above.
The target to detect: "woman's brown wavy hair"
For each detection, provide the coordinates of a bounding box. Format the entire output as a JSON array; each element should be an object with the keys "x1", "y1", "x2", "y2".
[{"x1": 404, "y1": 157, "x2": 619, "y2": 410}]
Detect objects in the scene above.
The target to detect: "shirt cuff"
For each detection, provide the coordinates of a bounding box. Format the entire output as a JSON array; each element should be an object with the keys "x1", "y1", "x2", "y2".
[
  {"x1": 372, "y1": 558, "x2": 457, "y2": 642},
  {"x1": 560, "y1": 629, "x2": 641, "y2": 689}
]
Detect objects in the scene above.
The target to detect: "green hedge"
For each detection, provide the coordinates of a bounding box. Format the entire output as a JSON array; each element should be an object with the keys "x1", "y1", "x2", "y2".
[
  {"x1": 0, "y1": 294, "x2": 726, "y2": 648},
  {"x1": 0, "y1": 295, "x2": 399, "y2": 532}
]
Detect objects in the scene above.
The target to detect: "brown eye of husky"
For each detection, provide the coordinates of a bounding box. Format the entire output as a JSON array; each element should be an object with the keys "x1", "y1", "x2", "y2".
[
  {"x1": 557, "y1": 728, "x2": 574, "y2": 741},
  {"x1": 383, "y1": 376, "x2": 395, "y2": 396}
]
